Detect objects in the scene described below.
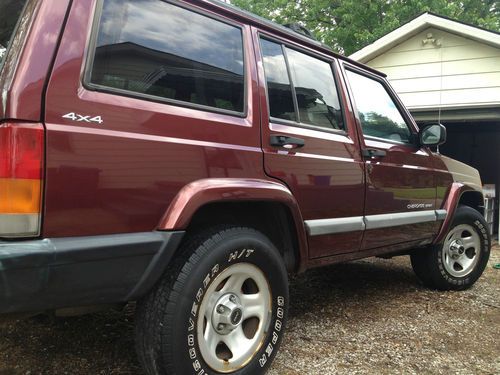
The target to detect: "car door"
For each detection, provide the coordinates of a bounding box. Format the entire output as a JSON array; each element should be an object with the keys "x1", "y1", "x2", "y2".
[
  {"x1": 341, "y1": 64, "x2": 441, "y2": 250},
  {"x1": 253, "y1": 29, "x2": 365, "y2": 259}
]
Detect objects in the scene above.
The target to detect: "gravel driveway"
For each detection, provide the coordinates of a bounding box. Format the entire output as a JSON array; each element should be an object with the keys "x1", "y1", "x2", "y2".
[{"x1": 1, "y1": 245, "x2": 498, "y2": 374}]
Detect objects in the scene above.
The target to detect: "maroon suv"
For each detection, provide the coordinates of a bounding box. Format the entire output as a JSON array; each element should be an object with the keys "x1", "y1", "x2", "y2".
[{"x1": 0, "y1": 0, "x2": 491, "y2": 374}]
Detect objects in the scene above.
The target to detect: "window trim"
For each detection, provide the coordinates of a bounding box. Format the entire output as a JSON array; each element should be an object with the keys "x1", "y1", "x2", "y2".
[
  {"x1": 342, "y1": 63, "x2": 419, "y2": 146},
  {"x1": 259, "y1": 33, "x2": 348, "y2": 136},
  {"x1": 281, "y1": 43, "x2": 301, "y2": 123},
  {"x1": 82, "y1": 0, "x2": 248, "y2": 118}
]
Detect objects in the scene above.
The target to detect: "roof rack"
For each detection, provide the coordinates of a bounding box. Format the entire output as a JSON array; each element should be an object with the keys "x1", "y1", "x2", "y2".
[
  {"x1": 208, "y1": 0, "x2": 329, "y2": 49},
  {"x1": 283, "y1": 23, "x2": 318, "y2": 41}
]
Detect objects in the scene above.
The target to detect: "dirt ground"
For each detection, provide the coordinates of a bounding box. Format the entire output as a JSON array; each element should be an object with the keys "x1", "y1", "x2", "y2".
[{"x1": 0, "y1": 244, "x2": 498, "y2": 375}]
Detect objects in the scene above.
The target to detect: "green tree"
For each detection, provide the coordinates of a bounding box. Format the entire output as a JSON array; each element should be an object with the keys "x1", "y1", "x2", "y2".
[{"x1": 231, "y1": 0, "x2": 500, "y2": 55}]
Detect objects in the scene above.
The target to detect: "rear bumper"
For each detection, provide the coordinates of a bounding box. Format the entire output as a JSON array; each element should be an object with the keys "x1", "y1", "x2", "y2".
[{"x1": 0, "y1": 231, "x2": 184, "y2": 314}]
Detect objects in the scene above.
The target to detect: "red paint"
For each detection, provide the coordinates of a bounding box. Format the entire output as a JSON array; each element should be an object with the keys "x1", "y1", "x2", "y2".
[
  {"x1": 252, "y1": 27, "x2": 366, "y2": 258},
  {"x1": 0, "y1": 123, "x2": 43, "y2": 179},
  {"x1": 158, "y1": 178, "x2": 309, "y2": 270},
  {"x1": 0, "y1": 0, "x2": 484, "y2": 273},
  {"x1": 433, "y1": 182, "x2": 478, "y2": 244}
]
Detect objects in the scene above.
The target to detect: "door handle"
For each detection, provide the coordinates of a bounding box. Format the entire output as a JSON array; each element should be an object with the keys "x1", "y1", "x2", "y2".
[
  {"x1": 270, "y1": 135, "x2": 305, "y2": 149},
  {"x1": 362, "y1": 148, "x2": 387, "y2": 158}
]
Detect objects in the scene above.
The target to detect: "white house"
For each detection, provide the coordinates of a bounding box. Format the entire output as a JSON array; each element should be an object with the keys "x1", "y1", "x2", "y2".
[{"x1": 351, "y1": 13, "x2": 500, "y2": 236}]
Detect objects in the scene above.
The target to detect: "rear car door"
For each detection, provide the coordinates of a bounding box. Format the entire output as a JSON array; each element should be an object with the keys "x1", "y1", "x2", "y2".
[
  {"x1": 253, "y1": 30, "x2": 365, "y2": 260},
  {"x1": 342, "y1": 64, "x2": 441, "y2": 250}
]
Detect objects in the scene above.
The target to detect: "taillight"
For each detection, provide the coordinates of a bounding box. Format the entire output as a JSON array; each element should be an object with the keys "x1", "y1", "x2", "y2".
[{"x1": 0, "y1": 122, "x2": 44, "y2": 237}]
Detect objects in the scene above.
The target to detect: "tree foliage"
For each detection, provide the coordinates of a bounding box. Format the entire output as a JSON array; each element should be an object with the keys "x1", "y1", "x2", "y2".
[{"x1": 231, "y1": 0, "x2": 500, "y2": 55}]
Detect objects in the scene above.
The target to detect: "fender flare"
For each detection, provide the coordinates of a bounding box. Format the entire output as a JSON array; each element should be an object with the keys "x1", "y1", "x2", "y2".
[
  {"x1": 157, "y1": 178, "x2": 309, "y2": 272},
  {"x1": 434, "y1": 182, "x2": 484, "y2": 244}
]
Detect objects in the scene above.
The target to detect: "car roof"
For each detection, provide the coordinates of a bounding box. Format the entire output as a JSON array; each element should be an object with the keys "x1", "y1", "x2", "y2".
[{"x1": 199, "y1": 0, "x2": 386, "y2": 78}]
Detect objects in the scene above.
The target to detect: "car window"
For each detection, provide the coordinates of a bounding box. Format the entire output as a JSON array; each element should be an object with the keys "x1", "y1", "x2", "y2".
[
  {"x1": 0, "y1": 0, "x2": 29, "y2": 67},
  {"x1": 346, "y1": 70, "x2": 411, "y2": 143},
  {"x1": 285, "y1": 48, "x2": 344, "y2": 131},
  {"x1": 260, "y1": 39, "x2": 296, "y2": 122},
  {"x1": 89, "y1": 0, "x2": 245, "y2": 113},
  {"x1": 260, "y1": 38, "x2": 345, "y2": 131}
]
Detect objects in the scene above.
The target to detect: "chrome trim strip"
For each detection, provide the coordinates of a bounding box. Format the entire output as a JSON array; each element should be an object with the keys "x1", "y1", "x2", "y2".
[
  {"x1": 305, "y1": 210, "x2": 448, "y2": 236},
  {"x1": 364, "y1": 210, "x2": 437, "y2": 230},
  {"x1": 435, "y1": 209, "x2": 447, "y2": 221},
  {"x1": 305, "y1": 216, "x2": 365, "y2": 236}
]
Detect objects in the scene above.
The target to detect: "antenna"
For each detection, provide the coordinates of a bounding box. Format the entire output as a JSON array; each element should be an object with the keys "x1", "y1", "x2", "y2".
[
  {"x1": 437, "y1": 36, "x2": 443, "y2": 154},
  {"x1": 423, "y1": 32, "x2": 443, "y2": 153}
]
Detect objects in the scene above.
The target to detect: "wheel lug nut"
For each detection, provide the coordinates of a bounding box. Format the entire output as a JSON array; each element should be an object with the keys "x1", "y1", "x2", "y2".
[
  {"x1": 229, "y1": 295, "x2": 236, "y2": 303},
  {"x1": 217, "y1": 305, "x2": 225, "y2": 314},
  {"x1": 217, "y1": 323, "x2": 225, "y2": 331}
]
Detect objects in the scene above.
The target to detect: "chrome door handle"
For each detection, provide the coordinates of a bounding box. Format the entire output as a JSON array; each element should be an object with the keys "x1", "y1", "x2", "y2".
[
  {"x1": 270, "y1": 135, "x2": 305, "y2": 149},
  {"x1": 362, "y1": 148, "x2": 387, "y2": 158}
]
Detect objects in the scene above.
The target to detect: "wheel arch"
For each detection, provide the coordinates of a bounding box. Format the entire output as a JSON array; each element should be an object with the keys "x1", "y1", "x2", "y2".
[
  {"x1": 434, "y1": 182, "x2": 484, "y2": 244},
  {"x1": 157, "y1": 178, "x2": 309, "y2": 272}
]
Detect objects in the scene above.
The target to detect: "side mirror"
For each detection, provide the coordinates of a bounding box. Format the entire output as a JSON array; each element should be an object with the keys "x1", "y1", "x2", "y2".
[{"x1": 420, "y1": 124, "x2": 446, "y2": 146}]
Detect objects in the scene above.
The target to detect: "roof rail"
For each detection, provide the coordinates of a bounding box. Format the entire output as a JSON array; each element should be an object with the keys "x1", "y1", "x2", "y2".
[
  {"x1": 283, "y1": 23, "x2": 318, "y2": 41},
  {"x1": 207, "y1": 0, "x2": 330, "y2": 49}
]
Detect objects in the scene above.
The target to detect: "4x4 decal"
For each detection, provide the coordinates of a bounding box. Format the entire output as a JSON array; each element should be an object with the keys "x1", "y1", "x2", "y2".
[{"x1": 62, "y1": 112, "x2": 103, "y2": 124}]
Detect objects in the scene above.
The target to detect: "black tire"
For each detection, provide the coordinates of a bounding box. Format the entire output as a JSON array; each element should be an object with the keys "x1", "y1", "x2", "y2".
[
  {"x1": 135, "y1": 226, "x2": 289, "y2": 375},
  {"x1": 411, "y1": 205, "x2": 491, "y2": 290}
]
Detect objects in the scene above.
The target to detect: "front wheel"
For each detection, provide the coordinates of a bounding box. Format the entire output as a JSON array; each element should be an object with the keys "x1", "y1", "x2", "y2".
[
  {"x1": 411, "y1": 205, "x2": 491, "y2": 290},
  {"x1": 136, "y1": 226, "x2": 289, "y2": 375}
]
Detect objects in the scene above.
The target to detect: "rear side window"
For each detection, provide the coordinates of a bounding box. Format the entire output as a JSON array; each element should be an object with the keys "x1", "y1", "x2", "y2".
[
  {"x1": 260, "y1": 37, "x2": 344, "y2": 131},
  {"x1": 286, "y1": 49, "x2": 344, "y2": 130},
  {"x1": 346, "y1": 70, "x2": 411, "y2": 143},
  {"x1": 0, "y1": 0, "x2": 29, "y2": 66},
  {"x1": 89, "y1": 0, "x2": 245, "y2": 113}
]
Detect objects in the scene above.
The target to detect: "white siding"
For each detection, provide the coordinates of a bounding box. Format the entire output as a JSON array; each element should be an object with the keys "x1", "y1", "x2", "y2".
[{"x1": 365, "y1": 27, "x2": 500, "y2": 110}]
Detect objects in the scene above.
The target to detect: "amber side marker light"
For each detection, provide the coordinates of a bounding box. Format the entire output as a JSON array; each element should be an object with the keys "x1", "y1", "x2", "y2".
[{"x1": 0, "y1": 122, "x2": 44, "y2": 237}]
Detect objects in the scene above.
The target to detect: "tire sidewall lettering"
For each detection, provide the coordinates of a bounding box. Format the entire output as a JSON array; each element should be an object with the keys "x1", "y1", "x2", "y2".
[
  {"x1": 438, "y1": 211, "x2": 490, "y2": 286},
  {"x1": 184, "y1": 243, "x2": 287, "y2": 374}
]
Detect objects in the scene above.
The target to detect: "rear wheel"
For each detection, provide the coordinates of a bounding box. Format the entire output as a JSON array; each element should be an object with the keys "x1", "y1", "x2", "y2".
[
  {"x1": 136, "y1": 226, "x2": 289, "y2": 374},
  {"x1": 411, "y1": 205, "x2": 491, "y2": 290}
]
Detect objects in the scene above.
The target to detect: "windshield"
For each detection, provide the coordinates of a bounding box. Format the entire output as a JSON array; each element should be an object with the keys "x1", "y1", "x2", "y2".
[{"x1": 0, "y1": 0, "x2": 28, "y2": 66}]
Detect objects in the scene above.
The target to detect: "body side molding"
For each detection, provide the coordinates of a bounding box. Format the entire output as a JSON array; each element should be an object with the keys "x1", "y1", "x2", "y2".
[
  {"x1": 305, "y1": 209, "x2": 447, "y2": 236},
  {"x1": 305, "y1": 217, "x2": 365, "y2": 236},
  {"x1": 364, "y1": 210, "x2": 439, "y2": 230}
]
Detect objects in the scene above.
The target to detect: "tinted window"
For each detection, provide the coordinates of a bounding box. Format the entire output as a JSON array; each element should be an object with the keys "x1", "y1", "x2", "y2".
[
  {"x1": 90, "y1": 0, "x2": 245, "y2": 113},
  {"x1": 0, "y1": 0, "x2": 28, "y2": 66},
  {"x1": 260, "y1": 39, "x2": 296, "y2": 121},
  {"x1": 346, "y1": 70, "x2": 411, "y2": 143},
  {"x1": 286, "y1": 48, "x2": 344, "y2": 130}
]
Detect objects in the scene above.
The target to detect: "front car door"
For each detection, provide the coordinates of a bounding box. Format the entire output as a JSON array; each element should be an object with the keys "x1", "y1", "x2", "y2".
[
  {"x1": 253, "y1": 29, "x2": 365, "y2": 259},
  {"x1": 341, "y1": 64, "x2": 443, "y2": 250}
]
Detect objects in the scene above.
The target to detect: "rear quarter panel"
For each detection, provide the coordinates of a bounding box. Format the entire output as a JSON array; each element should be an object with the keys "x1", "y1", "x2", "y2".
[{"x1": 42, "y1": 0, "x2": 264, "y2": 237}]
